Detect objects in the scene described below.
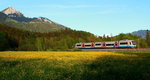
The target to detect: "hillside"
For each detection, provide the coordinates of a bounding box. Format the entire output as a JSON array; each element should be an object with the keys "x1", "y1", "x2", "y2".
[
  {"x1": 0, "y1": 12, "x2": 7, "y2": 22},
  {"x1": 0, "y1": 7, "x2": 66, "y2": 33},
  {"x1": 0, "y1": 24, "x2": 100, "y2": 51},
  {"x1": 1, "y1": 23, "x2": 150, "y2": 51}
]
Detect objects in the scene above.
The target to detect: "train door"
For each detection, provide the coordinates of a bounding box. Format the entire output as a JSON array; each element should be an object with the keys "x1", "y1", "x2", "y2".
[
  {"x1": 114, "y1": 41, "x2": 118, "y2": 48},
  {"x1": 102, "y1": 42, "x2": 106, "y2": 48},
  {"x1": 82, "y1": 43, "x2": 85, "y2": 48},
  {"x1": 92, "y1": 43, "x2": 94, "y2": 48}
]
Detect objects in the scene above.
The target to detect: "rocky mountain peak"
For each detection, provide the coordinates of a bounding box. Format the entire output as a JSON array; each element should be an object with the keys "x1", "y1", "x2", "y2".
[
  {"x1": 35, "y1": 17, "x2": 53, "y2": 23},
  {"x1": 2, "y1": 7, "x2": 24, "y2": 17}
]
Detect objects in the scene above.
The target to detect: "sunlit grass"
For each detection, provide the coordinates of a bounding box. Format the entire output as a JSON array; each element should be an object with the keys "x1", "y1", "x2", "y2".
[
  {"x1": 0, "y1": 51, "x2": 150, "y2": 80},
  {"x1": 0, "y1": 51, "x2": 137, "y2": 60}
]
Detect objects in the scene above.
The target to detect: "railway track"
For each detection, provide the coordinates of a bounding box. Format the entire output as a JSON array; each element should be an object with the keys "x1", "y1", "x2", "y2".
[{"x1": 81, "y1": 48, "x2": 150, "y2": 52}]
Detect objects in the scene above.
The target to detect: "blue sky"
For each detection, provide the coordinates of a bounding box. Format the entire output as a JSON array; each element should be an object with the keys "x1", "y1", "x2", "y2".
[{"x1": 0, "y1": 0, "x2": 150, "y2": 36}]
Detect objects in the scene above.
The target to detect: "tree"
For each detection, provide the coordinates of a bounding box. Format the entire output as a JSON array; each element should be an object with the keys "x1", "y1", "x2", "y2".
[
  {"x1": 0, "y1": 32, "x2": 9, "y2": 50},
  {"x1": 146, "y1": 30, "x2": 150, "y2": 40},
  {"x1": 145, "y1": 30, "x2": 150, "y2": 47},
  {"x1": 35, "y1": 37, "x2": 45, "y2": 51},
  {"x1": 18, "y1": 38, "x2": 37, "y2": 51}
]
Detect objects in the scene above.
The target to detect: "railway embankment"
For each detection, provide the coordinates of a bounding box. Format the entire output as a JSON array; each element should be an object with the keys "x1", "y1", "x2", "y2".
[{"x1": 82, "y1": 48, "x2": 150, "y2": 52}]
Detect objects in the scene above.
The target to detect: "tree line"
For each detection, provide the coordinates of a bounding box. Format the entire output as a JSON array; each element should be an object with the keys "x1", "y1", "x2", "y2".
[{"x1": 0, "y1": 24, "x2": 150, "y2": 51}]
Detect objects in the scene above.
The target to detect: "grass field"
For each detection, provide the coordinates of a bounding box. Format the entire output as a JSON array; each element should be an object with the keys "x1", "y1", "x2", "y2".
[{"x1": 0, "y1": 51, "x2": 150, "y2": 80}]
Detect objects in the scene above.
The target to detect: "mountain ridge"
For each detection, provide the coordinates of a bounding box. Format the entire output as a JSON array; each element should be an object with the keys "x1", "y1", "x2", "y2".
[
  {"x1": 0, "y1": 7, "x2": 67, "y2": 32},
  {"x1": 132, "y1": 30, "x2": 150, "y2": 39}
]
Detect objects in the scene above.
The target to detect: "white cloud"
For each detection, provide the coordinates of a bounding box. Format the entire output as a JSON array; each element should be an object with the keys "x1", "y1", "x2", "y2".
[{"x1": 34, "y1": 4, "x2": 101, "y2": 9}]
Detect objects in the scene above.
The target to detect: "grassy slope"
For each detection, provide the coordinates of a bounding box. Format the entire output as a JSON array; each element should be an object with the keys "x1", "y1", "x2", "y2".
[
  {"x1": 2, "y1": 19, "x2": 66, "y2": 33},
  {"x1": 0, "y1": 51, "x2": 150, "y2": 80}
]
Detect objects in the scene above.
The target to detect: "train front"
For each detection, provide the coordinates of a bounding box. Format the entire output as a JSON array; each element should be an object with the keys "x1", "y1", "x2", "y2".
[{"x1": 131, "y1": 40, "x2": 136, "y2": 48}]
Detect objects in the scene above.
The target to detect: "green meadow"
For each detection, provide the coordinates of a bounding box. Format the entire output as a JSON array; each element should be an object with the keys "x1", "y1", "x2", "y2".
[{"x1": 0, "y1": 51, "x2": 150, "y2": 80}]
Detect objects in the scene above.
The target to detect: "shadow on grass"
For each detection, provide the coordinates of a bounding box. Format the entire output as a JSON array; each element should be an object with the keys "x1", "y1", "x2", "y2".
[
  {"x1": 81, "y1": 54, "x2": 150, "y2": 80},
  {"x1": 0, "y1": 57, "x2": 85, "y2": 80},
  {"x1": 0, "y1": 58, "x2": 45, "y2": 68},
  {"x1": 0, "y1": 58, "x2": 48, "y2": 80}
]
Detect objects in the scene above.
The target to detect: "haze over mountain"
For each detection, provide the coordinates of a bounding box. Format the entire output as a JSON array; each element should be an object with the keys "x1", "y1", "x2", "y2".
[
  {"x1": 132, "y1": 30, "x2": 150, "y2": 39},
  {"x1": 0, "y1": 7, "x2": 66, "y2": 32}
]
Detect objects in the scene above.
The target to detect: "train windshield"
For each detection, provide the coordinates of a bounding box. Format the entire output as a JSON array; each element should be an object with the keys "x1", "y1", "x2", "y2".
[{"x1": 132, "y1": 41, "x2": 136, "y2": 45}]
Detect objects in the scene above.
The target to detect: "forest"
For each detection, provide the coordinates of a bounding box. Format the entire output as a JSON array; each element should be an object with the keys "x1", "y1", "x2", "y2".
[{"x1": 0, "y1": 24, "x2": 150, "y2": 51}]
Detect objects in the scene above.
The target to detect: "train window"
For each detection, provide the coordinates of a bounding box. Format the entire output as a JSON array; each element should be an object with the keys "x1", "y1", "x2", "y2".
[
  {"x1": 106, "y1": 44, "x2": 114, "y2": 46},
  {"x1": 85, "y1": 45, "x2": 92, "y2": 47},
  {"x1": 132, "y1": 41, "x2": 136, "y2": 45},
  {"x1": 95, "y1": 44, "x2": 101, "y2": 46},
  {"x1": 77, "y1": 45, "x2": 81, "y2": 46},
  {"x1": 120, "y1": 42, "x2": 128, "y2": 45}
]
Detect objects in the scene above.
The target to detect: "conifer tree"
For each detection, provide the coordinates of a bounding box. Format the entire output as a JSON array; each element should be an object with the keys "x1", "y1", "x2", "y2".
[{"x1": 146, "y1": 30, "x2": 150, "y2": 47}]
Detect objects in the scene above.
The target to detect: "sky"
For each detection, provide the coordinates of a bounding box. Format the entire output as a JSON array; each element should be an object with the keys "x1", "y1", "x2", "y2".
[{"x1": 0, "y1": 0, "x2": 150, "y2": 36}]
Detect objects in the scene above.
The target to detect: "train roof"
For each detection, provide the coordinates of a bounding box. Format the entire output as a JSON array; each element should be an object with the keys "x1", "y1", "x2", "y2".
[
  {"x1": 119, "y1": 40, "x2": 134, "y2": 41},
  {"x1": 76, "y1": 40, "x2": 135, "y2": 44}
]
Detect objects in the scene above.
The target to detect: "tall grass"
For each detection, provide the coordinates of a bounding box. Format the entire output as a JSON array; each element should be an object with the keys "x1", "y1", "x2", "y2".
[{"x1": 0, "y1": 51, "x2": 150, "y2": 80}]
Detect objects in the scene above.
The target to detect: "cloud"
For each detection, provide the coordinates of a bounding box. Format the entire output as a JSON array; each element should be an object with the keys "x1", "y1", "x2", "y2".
[{"x1": 35, "y1": 4, "x2": 101, "y2": 9}]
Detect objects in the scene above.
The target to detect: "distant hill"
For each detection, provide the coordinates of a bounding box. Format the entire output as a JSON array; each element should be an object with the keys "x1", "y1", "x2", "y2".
[
  {"x1": 132, "y1": 30, "x2": 150, "y2": 39},
  {"x1": 0, "y1": 7, "x2": 66, "y2": 33}
]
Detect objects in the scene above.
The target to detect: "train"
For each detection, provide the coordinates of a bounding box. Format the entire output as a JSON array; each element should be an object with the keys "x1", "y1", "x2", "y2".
[{"x1": 75, "y1": 40, "x2": 136, "y2": 49}]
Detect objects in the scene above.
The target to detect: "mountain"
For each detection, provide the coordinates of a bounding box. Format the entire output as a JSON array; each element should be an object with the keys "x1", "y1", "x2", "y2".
[
  {"x1": 2, "y1": 7, "x2": 33, "y2": 22},
  {"x1": 2, "y1": 7, "x2": 23, "y2": 16},
  {"x1": 0, "y1": 7, "x2": 66, "y2": 32},
  {"x1": 132, "y1": 30, "x2": 150, "y2": 39}
]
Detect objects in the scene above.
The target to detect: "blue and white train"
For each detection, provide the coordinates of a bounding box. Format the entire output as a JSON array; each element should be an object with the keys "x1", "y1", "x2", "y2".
[{"x1": 75, "y1": 40, "x2": 136, "y2": 49}]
